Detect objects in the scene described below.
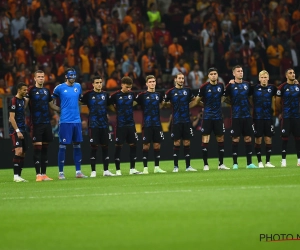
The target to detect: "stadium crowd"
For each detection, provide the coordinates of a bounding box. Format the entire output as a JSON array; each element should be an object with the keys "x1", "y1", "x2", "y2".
[{"x1": 1, "y1": 0, "x2": 300, "y2": 134}]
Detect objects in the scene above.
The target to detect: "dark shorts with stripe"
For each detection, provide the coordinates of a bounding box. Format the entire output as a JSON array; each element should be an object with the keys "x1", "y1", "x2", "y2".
[
  {"x1": 281, "y1": 118, "x2": 300, "y2": 137},
  {"x1": 142, "y1": 126, "x2": 164, "y2": 143},
  {"x1": 201, "y1": 119, "x2": 224, "y2": 136},
  {"x1": 115, "y1": 126, "x2": 138, "y2": 145},
  {"x1": 230, "y1": 118, "x2": 253, "y2": 137},
  {"x1": 171, "y1": 123, "x2": 193, "y2": 140},
  {"x1": 89, "y1": 127, "x2": 111, "y2": 145},
  {"x1": 10, "y1": 131, "x2": 29, "y2": 152},
  {"x1": 253, "y1": 119, "x2": 275, "y2": 137},
  {"x1": 31, "y1": 124, "x2": 53, "y2": 143}
]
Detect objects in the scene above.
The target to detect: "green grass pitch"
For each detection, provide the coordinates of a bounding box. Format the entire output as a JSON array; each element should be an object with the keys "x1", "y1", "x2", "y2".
[{"x1": 1, "y1": 155, "x2": 300, "y2": 250}]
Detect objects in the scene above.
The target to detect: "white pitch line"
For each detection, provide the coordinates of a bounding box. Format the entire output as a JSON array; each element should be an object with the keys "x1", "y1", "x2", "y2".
[{"x1": 1, "y1": 185, "x2": 299, "y2": 200}]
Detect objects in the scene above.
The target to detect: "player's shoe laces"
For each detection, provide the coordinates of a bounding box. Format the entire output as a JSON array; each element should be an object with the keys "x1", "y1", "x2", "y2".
[
  {"x1": 76, "y1": 172, "x2": 88, "y2": 178},
  {"x1": 218, "y1": 164, "x2": 230, "y2": 170},
  {"x1": 265, "y1": 162, "x2": 275, "y2": 168},
  {"x1": 115, "y1": 170, "x2": 122, "y2": 176},
  {"x1": 258, "y1": 162, "x2": 264, "y2": 168},
  {"x1": 42, "y1": 175, "x2": 53, "y2": 181},
  {"x1": 203, "y1": 165, "x2": 209, "y2": 171},
  {"x1": 186, "y1": 166, "x2": 197, "y2": 171},
  {"x1": 143, "y1": 167, "x2": 149, "y2": 174},
  {"x1": 58, "y1": 172, "x2": 66, "y2": 180},
  {"x1": 14, "y1": 176, "x2": 28, "y2": 182},
  {"x1": 154, "y1": 167, "x2": 166, "y2": 173},
  {"x1": 103, "y1": 170, "x2": 115, "y2": 176},
  {"x1": 246, "y1": 163, "x2": 258, "y2": 169},
  {"x1": 173, "y1": 167, "x2": 179, "y2": 172},
  {"x1": 129, "y1": 169, "x2": 143, "y2": 175},
  {"x1": 232, "y1": 164, "x2": 238, "y2": 170},
  {"x1": 90, "y1": 171, "x2": 96, "y2": 178},
  {"x1": 36, "y1": 174, "x2": 43, "y2": 182}
]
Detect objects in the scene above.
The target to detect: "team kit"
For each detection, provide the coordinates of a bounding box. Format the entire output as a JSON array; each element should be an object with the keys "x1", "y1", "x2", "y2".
[{"x1": 8, "y1": 66, "x2": 300, "y2": 182}]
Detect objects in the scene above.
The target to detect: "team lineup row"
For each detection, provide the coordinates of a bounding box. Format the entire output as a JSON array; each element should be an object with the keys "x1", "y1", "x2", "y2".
[{"x1": 8, "y1": 65, "x2": 300, "y2": 182}]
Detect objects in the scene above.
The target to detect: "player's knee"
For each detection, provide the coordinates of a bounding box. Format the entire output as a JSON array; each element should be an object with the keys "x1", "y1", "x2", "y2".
[
  {"x1": 174, "y1": 140, "x2": 181, "y2": 146},
  {"x1": 232, "y1": 137, "x2": 240, "y2": 142},
  {"x1": 255, "y1": 137, "x2": 262, "y2": 144},
  {"x1": 216, "y1": 136, "x2": 224, "y2": 142},
  {"x1": 153, "y1": 143, "x2": 160, "y2": 150},
  {"x1": 183, "y1": 140, "x2": 190, "y2": 146},
  {"x1": 244, "y1": 136, "x2": 251, "y2": 142},
  {"x1": 143, "y1": 143, "x2": 150, "y2": 150},
  {"x1": 202, "y1": 135, "x2": 210, "y2": 143}
]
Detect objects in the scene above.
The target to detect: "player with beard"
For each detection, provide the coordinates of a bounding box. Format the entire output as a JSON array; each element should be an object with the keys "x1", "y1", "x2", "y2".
[
  {"x1": 9, "y1": 83, "x2": 29, "y2": 182},
  {"x1": 190, "y1": 68, "x2": 230, "y2": 170},
  {"x1": 251, "y1": 70, "x2": 276, "y2": 168},
  {"x1": 276, "y1": 68, "x2": 300, "y2": 167},
  {"x1": 52, "y1": 68, "x2": 87, "y2": 179},
  {"x1": 164, "y1": 72, "x2": 197, "y2": 172},
  {"x1": 27, "y1": 70, "x2": 60, "y2": 181}
]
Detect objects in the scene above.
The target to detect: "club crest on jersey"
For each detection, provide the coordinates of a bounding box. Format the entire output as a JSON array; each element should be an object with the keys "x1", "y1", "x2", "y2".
[
  {"x1": 74, "y1": 88, "x2": 78, "y2": 92},
  {"x1": 268, "y1": 89, "x2": 271, "y2": 92},
  {"x1": 244, "y1": 86, "x2": 248, "y2": 90},
  {"x1": 296, "y1": 87, "x2": 299, "y2": 91},
  {"x1": 44, "y1": 90, "x2": 47, "y2": 94},
  {"x1": 183, "y1": 91, "x2": 187, "y2": 95},
  {"x1": 128, "y1": 95, "x2": 132, "y2": 99},
  {"x1": 217, "y1": 87, "x2": 221, "y2": 92},
  {"x1": 156, "y1": 95, "x2": 159, "y2": 100},
  {"x1": 102, "y1": 96, "x2": 105, "y2": 100}
]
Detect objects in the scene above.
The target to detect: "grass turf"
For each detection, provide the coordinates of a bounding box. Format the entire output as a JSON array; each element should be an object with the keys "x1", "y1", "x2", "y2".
[{"x1": 0, "y1": 155, "x2": 300, "y2": 250}]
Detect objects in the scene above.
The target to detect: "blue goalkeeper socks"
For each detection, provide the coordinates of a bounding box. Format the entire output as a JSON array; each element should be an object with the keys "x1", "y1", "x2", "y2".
[{"x1": 73, "y1": 144, "x2": 82, "y2": 171}]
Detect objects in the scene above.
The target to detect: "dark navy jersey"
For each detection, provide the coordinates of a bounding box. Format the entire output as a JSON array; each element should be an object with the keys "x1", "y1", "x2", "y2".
[
  {"x1": 110, "y1": 90, "x2": 135, "y2": 127},
  {"x1": 28, "y1": 86, "x2": 52, "y2": 124},
  {"x1": 276, "y1": 82, "x2": 300, "y2": 119},
  {"x1": 80, "y1": 90, "x2": 111, "y2": 128},
  {"x1": 136, "y1": 91, "x2": 163, "y2": 127},
  {"x1": 251, "y1": 84, "x2": 277, "y2": 120},
  {"x1": 198, "y1": 82, "x2": 224, "y2": 120},
  {"x1": 225, "y1": 81, "x2": 251, "y2": 118},
  {"x1": 164, "y1": 87, "x2": 194, "y2": 124},
  {"x1": 9, "y1": 96, "x2": 26, "y2": 133}
]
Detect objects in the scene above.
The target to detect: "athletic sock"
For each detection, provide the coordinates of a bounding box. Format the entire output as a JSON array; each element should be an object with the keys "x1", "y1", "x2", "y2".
[
  {"x1": 154, "y1": 149, "x2": 160, "y2": 167},
  {"x1": 41, "y1": 144, "x2": 48, "y2": 175},
  {"x1": 232, "y1": 142, "x2": 238, "y2": 165},
  {"x1": 73, "y1": 144, "x2": 82, "y2": 171},
  {"x1": 33, "y1": 145, "x2": 42, "y2": 175},
  {"x1": 142, "y1": 149, "x2": 149, "y2": 168},
  {"x1": 245, "y1": 142, "x2": 253, "y2": 165},
  {"x1": 265, "y1": 144, "x2": 272, "y2": 163},
  {"x1": 184, "y1": 146, "x2": 190, "y2": 168},
  {"x1": 282, "y1": 137, "x2": 288, "y2": 159},
  {"x1": 218, "y1": 142, "x2": 224, "y2": 166},
  {"x1": 255, "y1": 143, "x2": 262, "y2": 163},
  {"x1": 58, "y1": 144, "x2": 66, "y2": 172},
  {"x1": 114, "y1": 145, "x2": 122, "y2": 170},
  {"x1": 13, "y1": 155, "x2": 22, "y2": 176},
  {"x1": 173, "y1": 146, "x2": 180, "y2": 167},
  {"x1": 129, "y1": 145, "x2": 137, "y2": 169},
  {"x1": 202, "y1": 143, "x2": 208, "y2": 166},
  {"x1": 90, "y1": 145, "x2": 98, "y2": 172},
  {"x1": 101, "y1": 145, "x2": 109, "y2": 171}
]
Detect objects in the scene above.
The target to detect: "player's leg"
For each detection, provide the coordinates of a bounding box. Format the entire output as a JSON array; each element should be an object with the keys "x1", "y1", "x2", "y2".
[
  {"x1": 57, "y1": 123, "x2": 70, "y2": 179},
  {"x1": 89, "y1": 128, "x2": 99, "y2": 177},
  {"x1": 292, "y1": 118, "x2": 300, "y2": 166},
  {"x1": 183, "y1": 123, "x2": 196, "y2": 171},
  {"x1": 264, "y1": 120, "x2": 275, "y2": 167},
  {"x1": 100, "y1": 128, "x2": 114, "y2": 176},
  {"x1": 142, "y1": 127, "x2": 151, "y2": 173},
  {"x1": 253, "y1": 120, "x2": 263, "y2": 168},
  {"x1": 10, "y1": 132, "x2": 28, "y2": 182},
  {"x1": 243, "y1": 118, "x2": 257, "y2": 169},
  {"x1": 19, "y1": 132, "x2": 29, "y2": 178},
  {"x1": 216, "y1": 120, "x2": 228, "y2": 170},
  {"x1": 153, "y1": 128, "x2": 166, "y2": 173},
  {"x1": 231, "y1": 118, "x2": 241, "y2": 169},
  {"x1": 172, "y1": 124, "x2": 181, "y2": 172},
  {"x1": 72, "y1": 123, "x2": 86, "y2": 178},
  {"x1": 32, "y1": 125, "x2": 43, "y2": 180},
  {"x1": 114, "y1": 127, "x2": 124, "y2": 175},
  {"x1": 201, "y1": 119, "x2": 212, "y2": 170},
  {"x1": 280, "y1": 118, "x2": 290, "y2": 167},
  {"x1": 41, "y1": 124, "x2": 53, "y2": 180},
  {"x1": 128, "y1": 127, "x2": 142, "y2": 175}
]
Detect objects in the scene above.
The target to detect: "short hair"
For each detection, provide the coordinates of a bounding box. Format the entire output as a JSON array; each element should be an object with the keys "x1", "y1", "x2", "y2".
[
  {"x1": 92, "y1": 75, "x2": 102, "y2": 82},
  {"x1": 145, "y1": 75, "x2": 155, "y2": 83},
  {"x1": 208, "y1": 67, "x2": 218, "y2": 74},
  {"x1": 17, "y1": 82, "x2": 27, "y2": 90},
  {"x1": 232, "y1": 65, "x2": 242, "y2": 72},
  {"x1": 121, "y1": 76, "x2": 133, "y2": 85},
  {"x1": 34, "y1": 70, "x2": 44, "y2": 76},
  {"x1": 175, "y1": 72, "x2": 184, "y2": 78},
  {"x1": 285, "y1": 68, "x2": 294, "y2": 74},
  {"x1": 259, "y1": 70, "x2": 269, "y2": 77}
]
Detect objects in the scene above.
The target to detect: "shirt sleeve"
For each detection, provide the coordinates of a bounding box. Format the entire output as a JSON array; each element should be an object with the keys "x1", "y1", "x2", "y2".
[
  {"x1": 53, "y1": 84, "x2": 60, "y2": 98},
  {"x1": 9, "y1": 98, "x2": 16, "y2": 113},
  {"x1": 276, "y1": 86, "x2": 283, "y2": 97},
  {"x1": 224, "y1": 83, "x2": 231, "y2": 96},
  {"x1": 80, "y1": 92, "x2": 88, "y2": 104},
  {"x1": 135, "y1": 92, "x2": 143, "y2": 106},
  {"x1": 159, "y1": 92, "x2": 164, "y2": 103},
  {"x1": 198, "y1": 85, "x2": 205, "y2": 97},
  {"x1": 189, "y1": 89, "x2": 195, "y2": 101},
  {"x1": 47, "y1": 89, "x2": 53, "y2": 102},
  {"x1": 164, "y1": 90, "x2": 171, "y2": 102}
]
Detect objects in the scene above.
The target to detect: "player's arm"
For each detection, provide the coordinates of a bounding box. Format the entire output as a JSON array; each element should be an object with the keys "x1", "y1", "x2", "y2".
[
  {"x1": 189, "y1": 96, "x2": 203, "y2": 108},
  {"x1": 9, "y1": 111, "x2": 23, "y2": 138},
  {"x1": 49, "y1": 101, "x2": 60, "y2": 112},
  {"x1": 275, "y1": 96, "x2": 282, "y2": 114}
]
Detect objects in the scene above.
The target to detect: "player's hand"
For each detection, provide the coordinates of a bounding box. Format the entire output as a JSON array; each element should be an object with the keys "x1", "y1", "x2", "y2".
[
  {"x1": 17, "y1": 132, "x2": 24, "y2": 139},
  {"x1": 294, "y1": 79, "x2": 299, "y2": 84},
  {"x1": 229, "y1": 79, "x2": 235, "y2": 84}
]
